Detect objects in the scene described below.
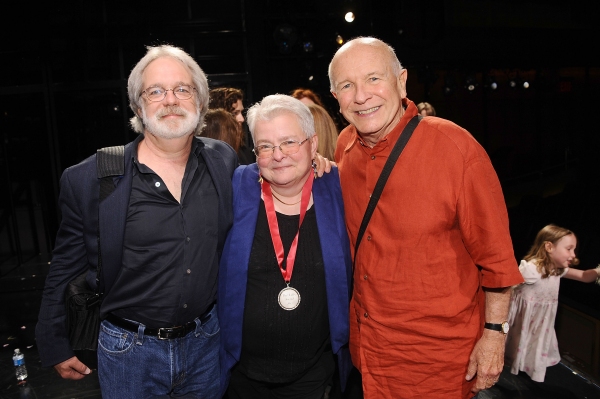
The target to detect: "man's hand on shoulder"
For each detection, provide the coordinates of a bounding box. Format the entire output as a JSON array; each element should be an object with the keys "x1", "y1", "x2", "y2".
[
  {"x1": 313, "y1": 153, "x2": 335, "y2": 177},
  {"x1": 54, "y1": 356, "x2": 92, "y2": 380}
]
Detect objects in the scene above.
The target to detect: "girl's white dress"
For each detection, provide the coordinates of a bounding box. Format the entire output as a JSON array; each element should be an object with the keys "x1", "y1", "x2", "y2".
[{"x1": 505, "y1": 259, "x2": 568, "y2": 382}]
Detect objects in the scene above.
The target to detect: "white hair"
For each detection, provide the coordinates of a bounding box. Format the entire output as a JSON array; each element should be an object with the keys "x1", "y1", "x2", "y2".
[
  {"x1": 127, "y1": 45, "x2": 209, "y2": 135},
  {"x1": 246, "y1": 94, "x2": 316, "y2": 142}
]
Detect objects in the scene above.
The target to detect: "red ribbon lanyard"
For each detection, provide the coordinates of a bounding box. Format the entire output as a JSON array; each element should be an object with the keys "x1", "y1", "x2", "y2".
[{"x1": 262, "y1": 175, "x2": 314, "y2": 283}]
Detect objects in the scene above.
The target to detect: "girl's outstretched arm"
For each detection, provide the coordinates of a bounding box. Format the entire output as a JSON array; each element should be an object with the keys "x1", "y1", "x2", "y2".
[{"x1": 564, "y1": 265, "x2": 600, "y2": 283}]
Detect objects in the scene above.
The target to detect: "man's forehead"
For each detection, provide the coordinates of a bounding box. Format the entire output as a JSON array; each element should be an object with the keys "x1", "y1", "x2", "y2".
[
  {"x1": 143, "y1": 57, "x2": 192, "y2": 83},
  {"x1": 333, "y1": 51, "x2": 389, "y2": 80}
]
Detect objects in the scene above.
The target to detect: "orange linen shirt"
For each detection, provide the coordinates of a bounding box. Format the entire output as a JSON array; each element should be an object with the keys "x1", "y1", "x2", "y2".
[{"x1": 335, "y1": 99, "x2": 523, "y2": 399}]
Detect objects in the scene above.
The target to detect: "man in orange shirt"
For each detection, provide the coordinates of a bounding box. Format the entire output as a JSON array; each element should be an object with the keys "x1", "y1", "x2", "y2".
[{"x1": 328, "y1": 37, "x2": 524, "y2": 398}]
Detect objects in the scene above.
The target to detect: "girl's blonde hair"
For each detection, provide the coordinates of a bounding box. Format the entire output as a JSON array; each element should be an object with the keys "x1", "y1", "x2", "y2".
[
  {"x1": 524, "y1": 224, "x2": 579, "y2": 278},
  {"x1": 307, "y1": 104, "x2": 338, "y2": 160}
]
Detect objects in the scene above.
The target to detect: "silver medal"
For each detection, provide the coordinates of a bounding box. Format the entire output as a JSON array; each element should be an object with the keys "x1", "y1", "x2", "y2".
[{"x1": 278, "y1": 286, "x2": 301, "y2": 310}]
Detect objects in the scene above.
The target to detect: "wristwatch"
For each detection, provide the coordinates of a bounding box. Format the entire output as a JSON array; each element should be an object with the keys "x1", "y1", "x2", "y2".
[{"x1": 484, "y1": 321, "x2": 509, "y2": 334}]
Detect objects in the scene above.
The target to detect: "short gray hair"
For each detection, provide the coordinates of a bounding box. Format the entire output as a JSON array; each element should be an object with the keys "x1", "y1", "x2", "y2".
[
  {"x1": 328, "y1": 37, "x2": 403, "y2": 92},
  {"x1": 246, "y1": 94, "x2": 315, "y2": 142},
  {"x1": 127, "y1": 45, "x2": 209, "y2": 135}
]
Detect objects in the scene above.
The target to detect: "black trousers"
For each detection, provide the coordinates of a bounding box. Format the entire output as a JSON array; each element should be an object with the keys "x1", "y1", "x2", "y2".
[{"x1": 226, "y1": 350, "x2": 335, "y2": 399}]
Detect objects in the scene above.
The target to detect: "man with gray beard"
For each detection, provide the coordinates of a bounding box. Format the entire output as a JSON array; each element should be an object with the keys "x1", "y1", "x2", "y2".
[{"x1": 36, "y1": 45, "x2": 238, "y2": 398}]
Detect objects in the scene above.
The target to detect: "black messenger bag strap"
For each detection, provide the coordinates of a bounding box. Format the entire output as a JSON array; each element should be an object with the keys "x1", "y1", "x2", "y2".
[
  {"x1": 353, "y1": 115, "x2": 422, "y2": 266},
  {"x1": 93, "y1": 145, "x2": 125, "y2": 298}
]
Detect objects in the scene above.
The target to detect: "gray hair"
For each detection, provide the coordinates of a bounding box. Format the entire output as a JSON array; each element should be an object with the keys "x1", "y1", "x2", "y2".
[
  {"x1": 246, "y1": 94, "x2": 315, "y2": 142},
  {"x1": 127, "y1": 45, "x2": 209, "y2": 135},
  {"x1": 328, "y1": 37, "x2": 403, "y2": 92}
]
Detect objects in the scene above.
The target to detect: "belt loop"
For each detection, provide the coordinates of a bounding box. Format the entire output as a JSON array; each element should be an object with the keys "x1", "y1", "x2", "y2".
[
  {"x1": 194, "y1": 317, "x2": 202, "y2": 336},
  {"x1": 136, "y1": 323, "x2": 145, "y2": 345}
]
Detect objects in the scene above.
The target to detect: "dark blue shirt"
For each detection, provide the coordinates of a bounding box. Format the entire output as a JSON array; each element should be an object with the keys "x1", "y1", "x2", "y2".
[{"x1": 102, "y1": 137, "x2": 219, "y2": 327}]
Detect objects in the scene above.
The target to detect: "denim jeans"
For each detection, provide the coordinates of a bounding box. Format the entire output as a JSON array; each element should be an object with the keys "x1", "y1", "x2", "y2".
[{"x1": 97, "y1": 305, "x2": 220, "y2": 399}]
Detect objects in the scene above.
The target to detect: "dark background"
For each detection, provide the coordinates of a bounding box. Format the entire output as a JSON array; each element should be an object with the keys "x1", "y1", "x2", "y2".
[{"x1": 1, "y1": 0, "x2": 600, "y2": 314}]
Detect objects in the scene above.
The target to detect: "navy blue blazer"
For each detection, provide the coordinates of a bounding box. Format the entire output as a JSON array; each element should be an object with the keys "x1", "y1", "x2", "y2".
[
  {"x1": 35, "y1": 136, "x2": 237, "y2": 368},
  {"x1": 218, "y1": 164, "x2": 353, "y2": 396}
]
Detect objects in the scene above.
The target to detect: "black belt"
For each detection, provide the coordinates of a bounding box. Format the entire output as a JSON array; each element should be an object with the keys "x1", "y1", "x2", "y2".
[{"x1": 106, "y1": 303, "x2": 214, "y2": 340}]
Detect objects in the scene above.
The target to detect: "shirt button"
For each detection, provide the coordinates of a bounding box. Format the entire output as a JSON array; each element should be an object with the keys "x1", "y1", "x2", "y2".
[
  {"x1": 155, "y1": 182, "x2": 160, "y2": 187},
  {"x1": 367, "y1": 236, "x2": 371, "y2": 241},
  {"x1": 364, "y1": 312, "x2": 369, "y2": 318},
  {"x1": 371, "y1": 155, "x2": 376, "y2": 160},
  {"x1": 186, "y1": 269, "x2": 191, "y2": 274},
  {"x1": 363, "y1": 275, "x2": 368, "y2": 280},
  {"x1": 183, "y1": 303, "x2": 188, "y2": 308},
  {"x1": 186, "y1": 237, "x2": 191, "y2": 242}
]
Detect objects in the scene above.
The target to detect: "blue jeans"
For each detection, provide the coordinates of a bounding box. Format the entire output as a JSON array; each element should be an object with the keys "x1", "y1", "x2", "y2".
[{"x1": 97, "y1": 305, "x2": 220, "y2": 399}]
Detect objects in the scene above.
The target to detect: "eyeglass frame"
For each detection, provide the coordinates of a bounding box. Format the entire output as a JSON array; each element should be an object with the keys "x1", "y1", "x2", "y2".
[
  {"x1": 253, "y1": 138, "x2": 311, "y2": 159},
  {"x1": 141, "y1": 85, "x2": 197, "y2": 102}
]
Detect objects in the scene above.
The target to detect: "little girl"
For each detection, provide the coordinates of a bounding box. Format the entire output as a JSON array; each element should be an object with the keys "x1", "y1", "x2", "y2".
[{"x1": 505, "y1": 224, "x2": 600, "y2": 382}]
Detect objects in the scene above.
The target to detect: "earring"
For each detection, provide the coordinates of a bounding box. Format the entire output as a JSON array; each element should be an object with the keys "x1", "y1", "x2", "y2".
[
  {"x1": 258, "y1": 174, "x2": 263, "y2": 184},
  {"x1": 312, "y1": 160, "x2": 318, "y2": 179}
]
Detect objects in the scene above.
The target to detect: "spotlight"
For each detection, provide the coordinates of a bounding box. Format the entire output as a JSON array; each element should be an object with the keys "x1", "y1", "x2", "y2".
[
  {"x1": 464, "y1": 74, "x2": 478, "y2": 92},
  {"x1": 308, "y1": 75, "x2": 314, "y2": 81},
  {"x1": 522, "y1": 81, "x2": 530, "y2": 89},
  {"x1": 345, "y1": 12, "x2": 355, "y2": 23},
  {"x1": 444, "y1": 74, "x2": 457, "y2": 95},
  {"x1": 485, "y1": 76, "x2": 498, "y2": 91},
  {"x1": 508, "y1": 75, "x2": 522, "y2": 89},
  {"x1": 336, "y1": 34, "x2": 344, "y2": 45},
  {"x1": 302, "y1": 41, "x2": 314, "y2": 53}
]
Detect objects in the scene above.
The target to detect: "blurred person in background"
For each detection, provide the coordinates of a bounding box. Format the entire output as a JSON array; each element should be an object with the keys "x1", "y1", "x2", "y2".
[
  {"x1": 308, "y1": 103, "x2": 338, "y2": 161},
  {"x1": 209, "y1": 87, "x2": 254, "y2": 164},
  {"x1": 290, "y1": 88, "x2": 325, "y2": 107},
  {"x1": 417, "y1": 101, "x2": 436, "y2": 116},
  {"x1": 199, "y1": 108, "x2": 242, "y2": 153}
]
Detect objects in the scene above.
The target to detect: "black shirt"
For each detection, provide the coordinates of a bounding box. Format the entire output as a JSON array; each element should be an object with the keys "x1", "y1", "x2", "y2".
[
  {"x1": 101, "y1": 137, "x2": 219, "y2": 328},
  {"x1": 239, "y1": 202, "x2": 330, "y2": 383}
]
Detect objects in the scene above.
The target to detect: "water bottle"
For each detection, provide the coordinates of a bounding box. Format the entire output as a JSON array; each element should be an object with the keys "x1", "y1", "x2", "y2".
[{"x1": 12, "y1": 348, "x2": 27, "y2": 383}]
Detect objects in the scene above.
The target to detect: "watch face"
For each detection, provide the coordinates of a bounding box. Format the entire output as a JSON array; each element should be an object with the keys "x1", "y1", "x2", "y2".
[{"x1": 502, "y1": 322, "x2": 510, "y2": 334}]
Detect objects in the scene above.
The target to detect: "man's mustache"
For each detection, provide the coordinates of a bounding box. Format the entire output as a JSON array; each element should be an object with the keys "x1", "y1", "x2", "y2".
[{"x1": 155, "y1": 106, "x2": 187, "y2": 119}]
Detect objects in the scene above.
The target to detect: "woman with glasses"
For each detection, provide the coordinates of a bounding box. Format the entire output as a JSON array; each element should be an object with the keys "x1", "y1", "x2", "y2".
[{"x1": 218, "y1": 94, "x2": 352, "y2": 399}]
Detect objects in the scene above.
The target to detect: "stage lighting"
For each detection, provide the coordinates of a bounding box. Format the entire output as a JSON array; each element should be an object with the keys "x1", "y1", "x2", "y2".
[
  {"x1": 303, "y1": 41, "x2": 314, "y2": 53},
  {"x1": 444, "y1": 74, "x2": 457, "y2": 95},
  {"x1": 345, "y1": 12, "x2": 355, "y2": 22},
  {"x1": 336, "y1": 34, "x2": 344, "y2": 45},
  {"x1": 485, "y1": 76, "x2": 498, "y2": 90},
  {"x1": 464, "y1": 74, "x2": 478, "y2": 92},
  {"x1": 508, "y1": 75, "x2": 521, "y2": 89}
]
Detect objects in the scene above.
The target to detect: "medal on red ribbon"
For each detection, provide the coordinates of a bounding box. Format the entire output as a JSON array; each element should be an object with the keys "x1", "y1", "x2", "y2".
[{"x1": 262, "y1": 174, "x2": 314, "y2": 311}]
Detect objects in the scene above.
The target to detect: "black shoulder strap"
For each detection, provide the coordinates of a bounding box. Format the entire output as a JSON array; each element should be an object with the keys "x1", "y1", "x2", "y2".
[
  {"x1": 93, "y1": 145, "x2": 125, "y2": 295},
  {"x1": 354, "y1": 115, "x2": 422, "y2": 265},
  {"x1": 97, "y1": 145, "x2": 125, "y2": 201}
]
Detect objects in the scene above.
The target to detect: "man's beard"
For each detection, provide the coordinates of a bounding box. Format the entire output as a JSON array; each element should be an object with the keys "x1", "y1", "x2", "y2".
[{"x1": 142, "y1": 105, "x2": 200, "y2": 139}]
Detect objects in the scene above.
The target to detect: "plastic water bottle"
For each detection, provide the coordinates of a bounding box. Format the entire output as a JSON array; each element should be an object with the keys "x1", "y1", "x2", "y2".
[{"x1": 12, "y1": 348, "x2": 27, "y2": 383}]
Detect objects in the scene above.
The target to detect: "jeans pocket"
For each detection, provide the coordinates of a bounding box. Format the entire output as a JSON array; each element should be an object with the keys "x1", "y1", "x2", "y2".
[
  {"x1": 196, "y1": 310, "x2": 220, "y2": 338},
  {"x1": 98, "y1": 321, "x2": 136, "y2": 355}
]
